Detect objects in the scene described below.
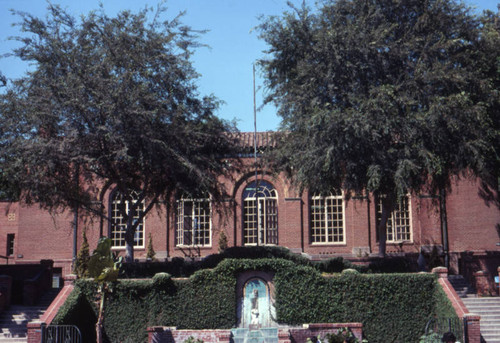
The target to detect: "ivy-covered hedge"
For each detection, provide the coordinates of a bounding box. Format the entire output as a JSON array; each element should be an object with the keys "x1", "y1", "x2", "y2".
[
  {"x1": 120, "y1": 246, "x2": 371, "y2": 278},
  {"x1": 53, "y1": 258, "x2": 455, "y2": 343}
]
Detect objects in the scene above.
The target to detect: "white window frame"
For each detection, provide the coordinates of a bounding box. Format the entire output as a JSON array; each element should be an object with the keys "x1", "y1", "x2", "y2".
[
  {"x1": 377, "y1": 195, "x2": 413, "y2": 243},
  {"x1": 310, "y1": 191, "x2": 346, "y2": 244},
  {"x1": 110, "y1": 190, "x2": 145, "y2": 249},
  {"x1": 242, "y1": 180, "x2": 278, "y2": 246},
  {"x1": 176, "y1": 196, "x2": 212, "y2": 247}
]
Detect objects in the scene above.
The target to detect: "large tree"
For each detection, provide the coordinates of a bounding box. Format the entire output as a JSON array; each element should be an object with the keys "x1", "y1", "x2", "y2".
[
  {"x1": 257, "y1": 0, "x2": 499, "y2": 256},
  {"x1": 0, "y1": 4, "x2": 238, "y2": 262}
]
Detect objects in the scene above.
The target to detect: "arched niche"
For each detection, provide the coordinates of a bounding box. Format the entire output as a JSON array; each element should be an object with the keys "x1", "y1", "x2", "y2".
[{"x1": 236, "y1": 271, "x2": 276, "y2": 328}]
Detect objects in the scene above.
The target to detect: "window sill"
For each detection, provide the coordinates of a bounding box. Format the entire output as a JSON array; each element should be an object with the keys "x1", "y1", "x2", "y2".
[
  {"x1": 111, "y1": 247, "x2": 145, "y2": 250},
  {"x1": 310, "y1": 242, "x2": 346, "y2": 246},
  {"x1": 174, "y1": 245, "x2": 212, "y2": 249},
  {"x1": 385, "y1": 241, "x2": 413, "y2": 245}
]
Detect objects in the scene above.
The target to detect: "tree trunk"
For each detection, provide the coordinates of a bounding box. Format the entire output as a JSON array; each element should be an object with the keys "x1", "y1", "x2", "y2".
[
  {"x1": 96, "y1": 284, "x2": 105, "y2": 343},
  {"x1": 125, "y1": 226, "x2": 135, "y2": 263},
  {"x1": 124, "y1": 210, "x2": 136, "y2": 263},
  {"x1": 377, "y1": 196, "x2": 394, "y2": 257},
  {"x1": 440, "y1": 188, "x2": 450, "y2": 269}
]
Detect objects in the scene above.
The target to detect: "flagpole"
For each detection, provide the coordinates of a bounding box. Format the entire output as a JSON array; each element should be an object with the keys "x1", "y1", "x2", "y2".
[{"x1": 253, "y1": 63, "x2": 260, "y2": 245}]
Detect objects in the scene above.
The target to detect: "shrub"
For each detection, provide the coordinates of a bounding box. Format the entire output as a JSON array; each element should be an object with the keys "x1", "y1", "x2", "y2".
[
  {"x1": 73, "y1": 230, "x2": 90, "y2": 278},
  {"x1": 55, "y1": 259, "x2": 454, "y2": 343},
  {"x1": 146, "y1": 233, "x2": 156, "y2": 261}
]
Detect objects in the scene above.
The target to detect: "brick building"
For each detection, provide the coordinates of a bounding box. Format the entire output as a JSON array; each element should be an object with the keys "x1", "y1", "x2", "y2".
[{"x1": 0, "y1": 132, "x2": 499, "y2": 283}]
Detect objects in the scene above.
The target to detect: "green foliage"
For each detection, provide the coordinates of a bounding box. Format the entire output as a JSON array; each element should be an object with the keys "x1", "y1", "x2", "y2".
[
  {"x1": 73, "y1": 230, "x2": 90, "y2": 278},
  {"x1": 121, "y1": 246, "x2": 366, "y2": 278},
  {"x1": 419, "y1": 330, "x2": 441, "y2": 343},
  {"x1": 88, "y1": 237, "x2": 122, "y2": 283},
  {"x1": 368, "y1": 257, "x2": 414, "y2": 273},
  {"x1": 257, "y1": 0, "x2": 500, "y2": 254},
  {"x1": 146, "y1": 233, "x2": 156, "y2": 261},
  {"x1": 52, "y1": 281, "x2": 99, "y2": 343},
  {"x1": 218, "y1": 230, "x2": 228, "y2": 253},
  {"x1": 433, "y1": 283, "x2": 460, "y2": 320},
  {"x1": 0, "y1": 3, "x2": 238, "y2": 262},
  {"x1": 258, "y1": 0, "x2": 498, "y2": 194},
  {"x1": 183, "y1": 337, "x2": 204, "y2": 343},
  {"x1": 323, "y1": 327, "x2": 365, "y2": 343},
  {"x1": 274, "y1": 266, "x2": 443, "y2": 343},
  {"x1": 54, "y1": 259, "x2": 454, "y2": 343}
]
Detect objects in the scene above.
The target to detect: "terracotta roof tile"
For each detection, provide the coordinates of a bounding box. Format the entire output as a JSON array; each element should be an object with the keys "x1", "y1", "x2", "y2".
[{"x1": 233, "y1": 131, "x2": 277, "y2": 149}]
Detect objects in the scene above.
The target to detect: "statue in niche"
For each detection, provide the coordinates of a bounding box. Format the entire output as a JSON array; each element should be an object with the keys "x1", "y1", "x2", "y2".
[
  {"x1": 240, "y1": 277, "x2": 275, "y2": 329},
  {"x1": 250, "y1": 289, "x2": 260, "y2": 326}
]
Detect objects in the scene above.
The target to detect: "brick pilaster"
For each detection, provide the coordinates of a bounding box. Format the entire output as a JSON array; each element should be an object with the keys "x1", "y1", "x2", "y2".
[
  {"x1": 26, "y1": 322, "x2": 43, "y2": 343},
  {"x1": 474, "y1": 270, "x2": 492, "y2": 296},
  {"x1": 464, "y1": 314, "x2": 481, "y2": 343},
  {"x1": 432, "y1": 266, "x2": 448, "y2": 279}
]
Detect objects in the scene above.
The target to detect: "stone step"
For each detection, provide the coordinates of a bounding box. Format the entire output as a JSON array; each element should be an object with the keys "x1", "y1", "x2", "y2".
[
  {"x1": 464, "y1": 302, "x2": 500, "y2": 312},
  {"x1": 0, "y1": 338, "x2": 27, "y2": 343},
  {"x1": 461, "y1": 296, "x2": 500, "y2": 343},
  {"x1": 462, "y1": 300, "x2": 500, "y2": 306},
  {"x1": 482, "y1": 338, "x2": 500, "y2": 343},
  {"x1": 0, "y1": 288, "x2": 61, "y2": 341}
]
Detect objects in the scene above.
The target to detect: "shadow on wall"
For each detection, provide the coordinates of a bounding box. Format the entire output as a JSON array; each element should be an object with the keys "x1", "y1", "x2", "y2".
[{"x1": 478, "y1": 179, "x2": 500, "y2": 209}]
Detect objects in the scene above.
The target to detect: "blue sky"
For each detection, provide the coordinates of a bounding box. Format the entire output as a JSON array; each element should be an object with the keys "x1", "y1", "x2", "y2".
[{"x1": 0, "y1": 0, "x2": 498, "y2": 132}]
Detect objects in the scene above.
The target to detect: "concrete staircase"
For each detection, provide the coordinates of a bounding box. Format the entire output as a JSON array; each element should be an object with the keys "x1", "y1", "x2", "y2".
[
  {"x1": 0, "y1": 288, "x2": 60, "y2": 343},
  {"x1": 462, "y1": 297, "x2": 500, "y2": 343},
  {"x1": 448, "y1": 274, "x2": 476, "y2": 297},
  {"x1": 449, "y1": 275, "x2": 500, "y2": 343}
]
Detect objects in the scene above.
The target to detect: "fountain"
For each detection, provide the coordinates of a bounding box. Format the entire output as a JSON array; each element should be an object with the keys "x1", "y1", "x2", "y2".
[{"x1": 232, "y1": 275, "x2": 278, "y2": 343}]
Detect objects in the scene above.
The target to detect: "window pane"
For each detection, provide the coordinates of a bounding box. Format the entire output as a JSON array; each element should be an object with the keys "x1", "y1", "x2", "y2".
[
  {"x1": 176, "y1": 196, "x2": 211, "y2": 247},
  {"x1": 110, "y1": 191, "x2": 145, "y2": 248},
  {"x1": 310, "y1": 192, "x2": 344, "y2": 244},
  {"x1": 243, "y1": 181, "x2": 278, "y2": 245},
  {"x1": 377, "y1": 195, "x2": 412, "y2": 243}
]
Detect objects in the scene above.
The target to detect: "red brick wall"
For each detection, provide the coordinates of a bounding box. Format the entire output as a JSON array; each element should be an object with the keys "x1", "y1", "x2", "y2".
[
  {"x1": 3, "y1": 163, "x2": 498, "y2": 277},
  {"x1": 289, "y1": 323, "x2": 363, "y2": 343},
  {"x1": 147, "y1": 325, "x2": 363, "y2": 343},
  {"x1": 0, "y1": 202, "x2": 19, "y2": 263},
  {"x1": 446, "y1": 178, "x2": 500, "y2": 252},
  {"x1": 148, "y1": 328, "x2": 232, "y2": 343}
]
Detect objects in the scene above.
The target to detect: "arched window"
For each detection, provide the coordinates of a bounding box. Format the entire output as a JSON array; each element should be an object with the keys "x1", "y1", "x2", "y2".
[
  {"x1": 176, "y1": 193, "x2": 211, "y2": 247},
  {"x1": 310, "y1": 190, "x2": 345, "y2": 244},
  {"x1": 110, "y1": 190, "x2": 145, "y2": 248},
  {"x1": 242, "y1": 180, "x2": 278, "y2": 245}
]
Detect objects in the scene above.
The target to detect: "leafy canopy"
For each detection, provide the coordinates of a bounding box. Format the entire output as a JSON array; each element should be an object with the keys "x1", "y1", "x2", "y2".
[
  {"x1": 0, "y1": 3, "x2": 238, "y2": 260},
  {"x1": 257, "y1": 0, "x2": 499, "y2": 199}
]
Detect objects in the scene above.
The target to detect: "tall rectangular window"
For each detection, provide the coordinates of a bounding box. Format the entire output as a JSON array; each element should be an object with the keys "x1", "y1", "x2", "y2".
[
  {"x1": 310, "y1": 192, "x2": 345, "y2": 244},
  {"x1": 176, "y1": 197, "x2": 211, "y2": 247},
  {"x1": 110, "y1": 191, "x2": 145, "y2": 248},
  {"x1": 6, "y1": 234, "x2": 14, "y2": 256},
  {"x1": 377, "y1": 196, "x2": 412, "y2": 242}
]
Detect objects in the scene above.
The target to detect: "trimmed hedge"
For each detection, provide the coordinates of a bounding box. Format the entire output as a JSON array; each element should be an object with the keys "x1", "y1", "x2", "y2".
[
  {"x1": 120, "y1": 246, "x2": 369, "y2": 278},
  {"x1": 54, "y1": 258, "x2": 455, "y2": 343}
]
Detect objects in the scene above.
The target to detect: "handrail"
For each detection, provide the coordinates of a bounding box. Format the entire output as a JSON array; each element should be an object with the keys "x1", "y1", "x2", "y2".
[{"x1": 0, "y1": 255, "x2": 9, "y2": 264}]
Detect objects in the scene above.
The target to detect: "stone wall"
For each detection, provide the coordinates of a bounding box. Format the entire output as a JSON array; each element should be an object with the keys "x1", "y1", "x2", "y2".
[{"x1": 147, "y1": 324, "x2": 363, "y2": 343}]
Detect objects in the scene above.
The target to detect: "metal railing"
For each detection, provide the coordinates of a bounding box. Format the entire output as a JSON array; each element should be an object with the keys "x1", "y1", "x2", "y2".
[
  {"x1": 41, "y1": 324, "x2": 82, "y2": 343},
  {"x1": 423, "y1": 317, "x2": 465, "y2": 343}
]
